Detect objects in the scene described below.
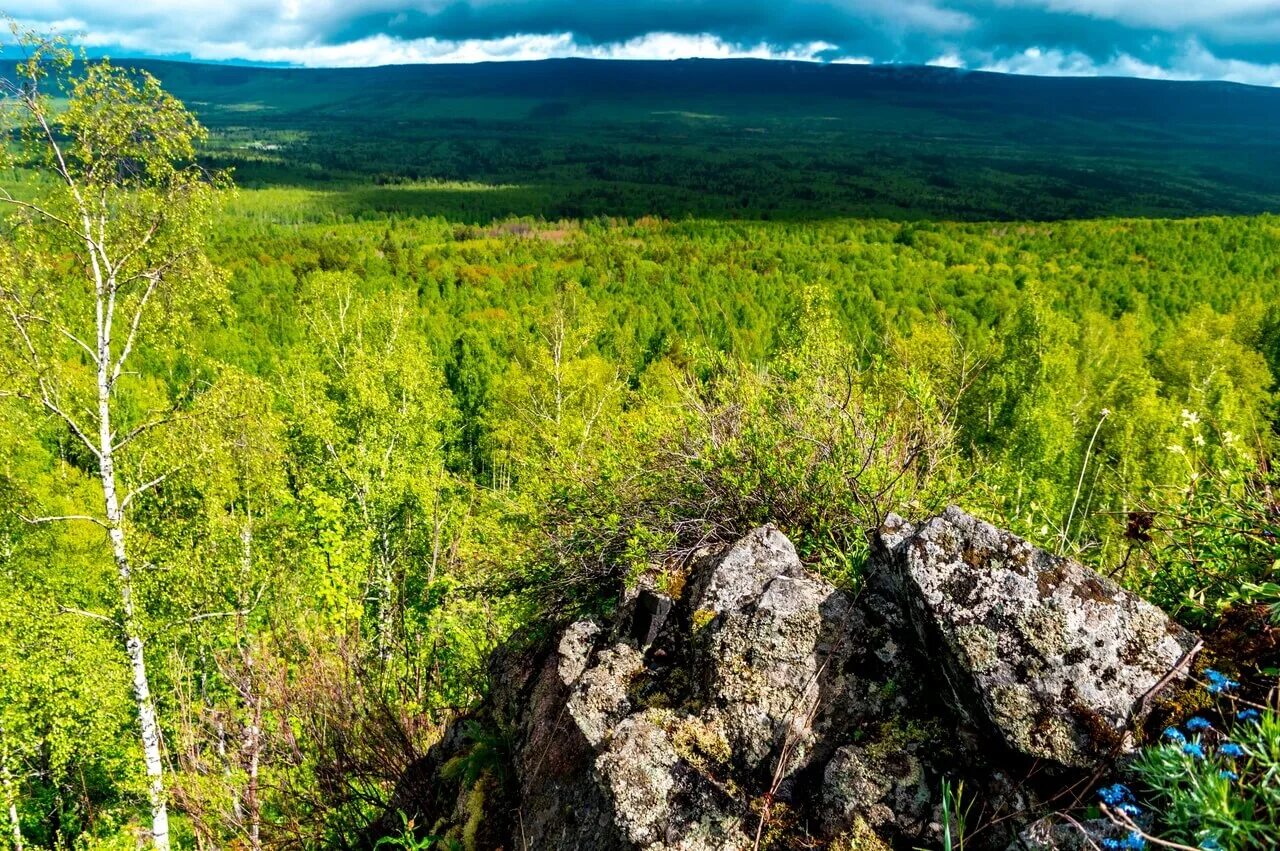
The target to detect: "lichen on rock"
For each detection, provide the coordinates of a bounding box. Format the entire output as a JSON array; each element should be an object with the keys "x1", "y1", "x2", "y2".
[
  {"x1": 374, "y1": 508, "x2": 1199, "y2": 850},
  {"x1": 875, "y1": 506, "x2": 1199, "y2": 768}
]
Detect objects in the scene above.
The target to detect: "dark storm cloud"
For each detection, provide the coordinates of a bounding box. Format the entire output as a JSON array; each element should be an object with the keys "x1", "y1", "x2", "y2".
[
  {"x1": 325, "y1": 1, "x2": 937, "y2": 53},
  {"x1": 7, "y1": 1, "x2": 1280, "y2": 83}
]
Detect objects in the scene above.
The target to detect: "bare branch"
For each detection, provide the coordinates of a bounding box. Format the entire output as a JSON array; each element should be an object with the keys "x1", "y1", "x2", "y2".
[
  {"x1": 112, "y1": 415, "x2": 173, "y2": 453},
  {"x1": 58, "y1": 324, "x2": 100, "y2": 365},
  {"x1": 29, "y1": 90, "x2": 83, "y2": 202},
  {"x1": 121, "y1": 473, "x2": 167, "y2": 512},
  {"x1": 0, "y1": 188, "x2": 81, "y2": 234},
  {"x1": 115, "y1": 247, "x2": 197, "y2": 290},
  {"x1": 36, "y1": 386, "x2": 102, "y2": 459},
  {"x1": 110, "y1": 272, "x2": 160, "y2": 388},
  {"x1": 1101, "y1": 804, "x2": 1200, "y2": 851},
  {"x1": 168, "y1": 587, "x2": 267, "y2": 631},
  {"x1": 106, "y1": 217, "x2": 163, "y2": 280},
  {"x1": 0, "y1": 304, "x2": 100, "y2": 455},
  {"x1": 57, "y1": 605, "x2": 120, "y2": 629},
  {"x1": 1047, "y1": 813, "x2": 1104, "y2": 851},
  {"x1": 21, "y1": 513, "x2": 109, "y2": 529}
]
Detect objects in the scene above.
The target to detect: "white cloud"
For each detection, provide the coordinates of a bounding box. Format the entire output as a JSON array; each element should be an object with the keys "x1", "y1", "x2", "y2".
[
  {"x1": 5, "y1": 1, "x2": 1280, "y2": 86},
  {"x1": 1025, "y1": 1, "x2": 1280, "y2": 31},
  {"x1": 927, "y1": 52, "x2": 965, "y2": 68},
  {"x1": 3, "y1": 11, "x2": 847, "y2": 68},
  {"x1": 580, "y1": 33, "x2": 839, "y2": 62},
  {"x1": 94, "y1": 31, "x2": 843, "y2": 67},
  {"x1": 973, "y1": 38, "x2": 1280, "y2": 86}
]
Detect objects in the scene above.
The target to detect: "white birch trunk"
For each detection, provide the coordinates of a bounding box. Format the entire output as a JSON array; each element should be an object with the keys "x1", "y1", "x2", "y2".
[
  {"x1": 98, "y1": 320, "x2": 170, "y2": 851},
  {"x1": 1, "y1": 762, "x2": 22, "y2": 851},
  {"x1": 244, "y1": 707, "x2": 261, "y2": 851}
]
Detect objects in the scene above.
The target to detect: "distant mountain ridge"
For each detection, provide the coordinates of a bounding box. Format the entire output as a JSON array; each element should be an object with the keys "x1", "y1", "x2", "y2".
[
  {"x1": 6, "y1": 57, "x2": 1280, "y2": 220},
  {"x1": 110, "y1": 57, "x2": 1280, "y2": 123}
]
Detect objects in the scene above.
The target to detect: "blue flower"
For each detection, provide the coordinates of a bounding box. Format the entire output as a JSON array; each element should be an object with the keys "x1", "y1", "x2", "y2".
[
  {"x1": 1098, "y1": 783, "x2": 1133, "y2": 805},
  {"x1": 1118, "y1": 802, "x2": 1142, "y2": 817},
  {"x1": 1200, "y1": 837, "x2": 1223, "y2": 850},
  {"x1": 1204, "y1": 669, "x2": 1239, "y2": 694},
  {"x1": 1185, "y1": 716, "x2": 1211, "y2": 732},
  {"x1": 1219, "y1": 769, "x2": 1239, "y2": 780},
  {"x1": 1183, "y1": 741, "x2": 1206, "y2": 759},
  {"x1": 1163, "y1": 726, "x2": 1187, "y2": 743},
  {"x1": 1103, "y1": 836, "x2": 1146, "y2": 851},
  {"x1": 1219, "y1": 742, "x2": 1245, "y2": 758},
  {"x1": 1237, "y1": 708, "x2": 1261, "y2": 723}
]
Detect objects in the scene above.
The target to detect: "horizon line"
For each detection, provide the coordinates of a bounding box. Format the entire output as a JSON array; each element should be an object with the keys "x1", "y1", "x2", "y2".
[{"x1": 22, "y1": 53, "x2": 1273, "y2": 91}]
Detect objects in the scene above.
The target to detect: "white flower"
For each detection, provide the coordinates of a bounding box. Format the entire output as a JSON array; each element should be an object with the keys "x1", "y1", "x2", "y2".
[
  {"x1": 1193, "y1": 434, "x2": 1206, "y2": 447},
  {"x1": 1100, "y1": 408, "x2": 1111, "y2": 417},
  {"x1": 1168, "y1": 445, "x2": 1186, "y2": 455},
  {"x1": 1181, "y1": 409, "x2": 1200, "y2": 428}
]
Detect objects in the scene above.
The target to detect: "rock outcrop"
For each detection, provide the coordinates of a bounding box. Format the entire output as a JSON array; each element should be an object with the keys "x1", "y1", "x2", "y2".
[
  {"x1": 377, "y1": 508, "x2": 1198, "y2": 850},
  {"x1": 878, "y1": 508, "x2": 1199, "y2": 768}
]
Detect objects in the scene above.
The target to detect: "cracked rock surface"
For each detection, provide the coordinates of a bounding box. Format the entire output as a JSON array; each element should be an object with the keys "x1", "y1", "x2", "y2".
[{"x1": 375, "y1": 508, "x2": 1197, "y2": 850}]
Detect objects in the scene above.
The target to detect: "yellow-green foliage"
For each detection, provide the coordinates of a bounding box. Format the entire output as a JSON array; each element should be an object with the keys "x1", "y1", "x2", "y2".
[{"x1": 2, "y1": 47, "x2": 1280, "y2": 851}]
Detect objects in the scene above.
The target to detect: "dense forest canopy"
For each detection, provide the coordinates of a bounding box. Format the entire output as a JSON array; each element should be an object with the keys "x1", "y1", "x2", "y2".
[{"x1": 1, "y1": 42, "x2": 1278, "y2": 851}]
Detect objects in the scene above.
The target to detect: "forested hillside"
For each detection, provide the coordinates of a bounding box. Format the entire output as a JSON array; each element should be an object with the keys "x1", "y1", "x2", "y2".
[
  {"x1": 1, "y1": 41, "x2": 1279, "y2": 851},
  {"x1": 7, "y1": 57, "x2": 1280, "y2": 220}
]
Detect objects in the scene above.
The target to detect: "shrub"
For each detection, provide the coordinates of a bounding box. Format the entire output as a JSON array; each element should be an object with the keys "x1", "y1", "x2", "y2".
[{"x1": 1134, "y1": 444, "x2": 1280, "y2": 627}]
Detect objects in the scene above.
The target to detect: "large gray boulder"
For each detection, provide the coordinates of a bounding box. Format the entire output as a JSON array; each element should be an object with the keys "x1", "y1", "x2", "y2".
[
  {"x1": 692, "y1": 528, "x2": 856, "y2": 777},
  {"x1": 874, "y1": 507, "x2": 1199, "y2": 768},
  {"x1": 378, "y1": 510, "x2": 1198, "y2": 850}
]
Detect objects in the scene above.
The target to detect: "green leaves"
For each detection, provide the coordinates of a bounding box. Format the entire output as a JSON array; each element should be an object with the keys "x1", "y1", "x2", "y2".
[{"x1": 1135, "y1": 709, "x2": 1280, "y2": 850}]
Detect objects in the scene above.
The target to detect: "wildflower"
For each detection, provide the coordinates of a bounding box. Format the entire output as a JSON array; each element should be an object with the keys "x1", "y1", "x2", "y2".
[
  {"x1": 1098, "y1": 783, "x2": 1133, "y2": 805},
  {"x1": 1182, "y1": 741, "x2": 1205, "y2": 759},
  {"x1": 1181, "y1": 409, "x2": 1200, "y2": 427},
  {"x1": 1117, "y1": 802, "x2": 1142, "y2": 817},
  {"x1": 1200, "y1": 837, "x2": 1223, "y2": 850},
  {"x1": 1203, "y1": 669, "x2": 1239, "y2": 694},
  {"x1": 1237, "y1": 708, "x2": 1261, "y2": 722},
  {"x1": 1185, "y1": 716, "x2": 1211, "y2": 732},
  {"x1": 1219, "y1": 769, "x2": 1239, "y2": 780},
  {"x1": 1122, "y1": 831, "x2": 1147, "y2": 850},
  {"x1": 1219, "y1": 742, "x2": 1245, "y2": 758},
  {"x1": 1193, "y1": 434, "x2": 1206, "y2": 447},
  {"x1": 1163, "y1": 726, "x2": 1186, "y2": 743}
]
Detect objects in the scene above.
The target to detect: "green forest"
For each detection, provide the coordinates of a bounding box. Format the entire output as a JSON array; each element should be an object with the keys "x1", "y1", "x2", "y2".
[{"x1": 1, "y1": 33, "x2": 1279, "y2": 851}]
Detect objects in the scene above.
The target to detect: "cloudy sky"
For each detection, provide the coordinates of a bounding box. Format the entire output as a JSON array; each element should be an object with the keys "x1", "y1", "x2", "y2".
[{"x1": 7, "y1": 1, "x2": 1280, "y2": 85}]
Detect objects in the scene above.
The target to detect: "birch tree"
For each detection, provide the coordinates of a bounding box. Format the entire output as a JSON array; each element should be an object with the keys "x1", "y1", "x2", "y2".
[
  {"x1": 286, "y1": 273, "x2": 456, "y2": 659},
  {"x1": 0, "y1": 32, "x2": 228, "y2": 850}
]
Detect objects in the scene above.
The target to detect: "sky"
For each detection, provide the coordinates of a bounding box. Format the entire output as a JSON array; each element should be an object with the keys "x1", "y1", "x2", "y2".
[{"x1": 6, "y1": 1, "x2": 1280, "y2": 86}]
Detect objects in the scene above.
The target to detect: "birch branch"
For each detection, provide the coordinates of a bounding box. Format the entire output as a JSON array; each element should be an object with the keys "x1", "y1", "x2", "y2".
[
  {"x1": 57, "y1": 605, "x2": 120, "y2": 628},
  {"x1": 21, "y1": 513, "x2": 109, "y2": 529},
  {"x1": 121, "y1": 473, "x2": 168, "y2": 512},
  {"x1": 110, "y1": 273, "x2": 160, "y2": 388}
]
